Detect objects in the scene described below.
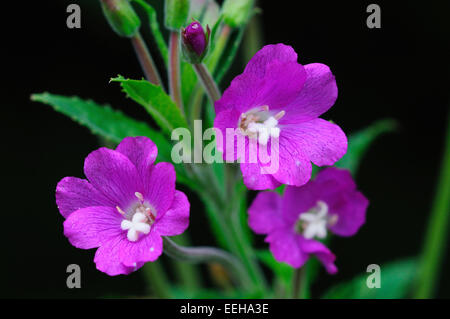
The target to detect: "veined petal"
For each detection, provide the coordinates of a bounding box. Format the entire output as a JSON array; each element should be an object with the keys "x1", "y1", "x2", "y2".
[
  {"x1": 84, "y1": 147, "x2": 142, "y2": 208},
  {"x1": 215, "y1": 61, "x2": 306, "y2": 115},
  {"x1": 248, "y1": 191, "x2": 285, "y2": 234},
  {"x1": 265, "y1": 228, "x2": 308, "y2": 268},
  {"x1": 56, "y1": 177, "x2": 114, "y2": 218},
  {"x1": 300, "y1": 237, "x2": 337, "y2": 274},
  {"x1": 63, "y1": 206, "x2": 122, "y2": 249},
  {"x1": 116, "y1": 137, "x2": 158, "y2": 195},
  {"x1": 144, "y1": 162, "x2": 176, "y2": 217},
  {"x1": 153, "y1": 191, "x2": 190, "y2": 236},
  {"x1": 282, "y1": 63, "x2": 338, "y2": 124},
  {"x1": 119, "y1": 230, "x2": 163, "y2": 267},
  {"x1": 94, "y1": 235, "x2": 145, "y2": 276},
  {"x1": 243, "y1": 43, "x2": 298, "y2": 78},
  {"x1": 282, "y1": 118, "x2": 347, "y2": 167}
]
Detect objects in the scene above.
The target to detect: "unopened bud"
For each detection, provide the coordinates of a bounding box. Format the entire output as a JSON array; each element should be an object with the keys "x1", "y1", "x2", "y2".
[
  {"x1": 100, "y1": 0, "x2": 141, "y2": 37},
  {"x1": 181, "y1": 21, "x2": 210, "y2": 64}
]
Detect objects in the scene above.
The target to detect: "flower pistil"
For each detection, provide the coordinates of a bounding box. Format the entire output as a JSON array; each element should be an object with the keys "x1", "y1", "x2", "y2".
[
  {"x1": 238, "y1": 105, "x2": 285, "y2": 145},
  {"x1": 295, "y1": 201, "x2": 338, "y2": 239},
  {"x1": 118, "y1": 192, "x2": 156, "y2": 242}
]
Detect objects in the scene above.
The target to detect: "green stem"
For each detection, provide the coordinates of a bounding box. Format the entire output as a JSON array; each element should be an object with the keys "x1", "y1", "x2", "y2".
[
  {"x1": 142, "y1": 261, "x2": 171, "y2": 298},
  {"x1": 415, "y1": 108, "x2": 450, "y2": 298},
  {"x1": 170, "y1": 234, "x2": 202, "y2": 293},
  {"x1": 206, "y1": 24, "x2": 232, "y2": 73},
  {"x1": 193, "y1": 63, "x2": 221, "y2": 103},
  {"x1": 131, "y1": 0, "x2": 168, "y2": 65},
  {"x1": 131, "y1": 32, "x2": 162, "y2": 86},
  {"x1": 169, "y1": 31, "x2": 184, "y2": 113},
  {"x1": 163, "y1": 237, "x2": 252, "y2": 291}
]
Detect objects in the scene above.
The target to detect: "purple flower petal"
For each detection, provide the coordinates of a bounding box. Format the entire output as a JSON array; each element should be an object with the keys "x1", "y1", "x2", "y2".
[
  {"x1": 240, "y1": 162, "x2": 282, "y2": 190},
  {"x1": 214, "y1": 107, "x2": 242, "y2": 161},
  {"x1": 119, "y1": 230, "x2": 163, "y2": 267},
  {"x1": 56, "y1": 177, "x2": 114, "y2": 218},
  {"x1": 94, "y1": 235, "x2": 144, "y2": 276},
  {"x1": 63, "y1": 206, "x2": 122, "y2": 249},
  {"x1": 282, "y1": 63, "x2": 338, "y2": 124},
  {"x1": 153, "y1": 191, "x2": 190, "y2": 236},
  {"x1": 328, "y1": 191, "x2": 368, "y2": 237},
  {"x1": 282, "y1": 118, "x2": 347, "y2": 167},
  {"x1": 115, "y1": 136, "x2": 158, "y2": 194},
  {"x1": 145, "y1": 162, "x2": 176, "y2": 217},
  {"x1": 84, "y1": 147, "x2": 143, "y2": 208},
  {"x1": 300, "y1": 237, "x2": 337, "y2": 274},
  {"x1": 215, "y1": 61, "x2": 306, "y2": 115},
  {"x1": 265, "y1": 228, "x2": 308, "y2": 268},
  {"x1": 248, "y1": 191, "x2": 285, "y2": 234},
  {"x1": 243, "y1": 43, "x2": 298, "y2": 78},
  {"x1": 271, "y1": 134, "x2": 313, "y2": 187},
  {"x1": 281, "y1": 180, "x2": 319, "y2": 225},
  {"x1": 314, "y1": 168, "x2": 368, "y2": 237}
]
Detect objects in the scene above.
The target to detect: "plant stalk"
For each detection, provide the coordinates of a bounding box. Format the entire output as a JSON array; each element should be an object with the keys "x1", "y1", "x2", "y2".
[
  {"x1": 131, "y1": 32, "x2": 162, "y2": 86},
  {"x1": 415, "y1": 108, "x2": 450, "y2": 298},
  {"x1": 169, "y1": 31, "x2": 184, "y2": 112},
  {"x1": 193, "y1": 63, "x2": 221, "y2": 104},
  {"x1": 163, "y1": 237, "x2": 252, "y2": 291}
]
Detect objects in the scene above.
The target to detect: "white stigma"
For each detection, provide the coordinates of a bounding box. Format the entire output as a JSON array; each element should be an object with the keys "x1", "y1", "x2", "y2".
[
  {"x1": 247, "y1": 117, "x2": 280, "y2": 145},
  {"x1": 239, "y1": 107, "x2": 285, "y2": 145},
  {"x1": 121, "y1": 212, "x2": 151, "y2": 242},
  {"x1": 299, "y1": 201, "x2": 330, "y2": 239}
]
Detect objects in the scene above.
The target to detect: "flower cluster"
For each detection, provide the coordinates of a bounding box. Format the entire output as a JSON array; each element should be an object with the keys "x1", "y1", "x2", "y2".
[{"x1": 55, "y1": 42, "x2": 368, "y2": 277}]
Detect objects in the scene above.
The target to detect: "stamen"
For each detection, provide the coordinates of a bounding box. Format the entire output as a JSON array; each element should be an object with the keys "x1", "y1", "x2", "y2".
[
  {"x1": 274, "y1": 110, "x2": 285, "y2": 120},
  {"x1": 135, "y1": 192, "x2": 144, "y2": 202},
  {"x1": 116, "y1": 206, "x2": 126, "y2": 216}
]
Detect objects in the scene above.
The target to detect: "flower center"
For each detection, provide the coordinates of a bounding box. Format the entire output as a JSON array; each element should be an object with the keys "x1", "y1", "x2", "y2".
[
  {"x1": 295, "y1": 201, "x2": 338, "y2": 240},
  {"x1": 238, "y1": 105, "x2": 285, "y2": 145},
  {"x1": 117, "y1": 192, "x2": 156, "y2": 242}
]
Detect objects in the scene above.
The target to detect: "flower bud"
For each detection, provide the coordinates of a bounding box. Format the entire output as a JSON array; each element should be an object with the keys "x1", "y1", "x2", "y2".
[
  {"x1": 164, "y1": 0, "x2": 190, "y2": 31},
  {"x1": 181, "y1": 21, "x2": 210, "y2": 64},
  {"x1": 100, "y1": 0, "x2": 141, "y2": 38},
  {"x1": 222, "y1": 0, "x2": 254, "y2": 27}
]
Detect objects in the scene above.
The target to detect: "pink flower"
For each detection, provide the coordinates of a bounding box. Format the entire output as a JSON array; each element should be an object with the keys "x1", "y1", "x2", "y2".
[
  {"x1": 248, "y1": 167, "x2": 369, "y2": 274},
  {"x1": 56, "y1": 137, "x2": 190, "y2": 276},
  {"x1": 214, "y1": 44, "x2": 347, "y2": 190}
]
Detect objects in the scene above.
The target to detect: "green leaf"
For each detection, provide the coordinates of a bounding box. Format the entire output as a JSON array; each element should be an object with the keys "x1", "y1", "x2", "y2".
[
  {"x1": 131, "y1": 0, "x2": 168, "y2": 65},
  {"x1": 111, "y1": 75, "x2": 188, "y2": 135},
  {"x1": 322, "y1": 258, "x2": 418, "y2": 299},
  {"x1": 31, "y1": 92, "x2": 161, "y2": 145},
  {"x1": 256, "y1": 250, "x2": 294, "y2": 287},
  {"x1": 31, "y1": 92, "x2": 197, "y2": 188},
  {"x1": 336, "y1": 118, "x2": 398, "y2": 174}
]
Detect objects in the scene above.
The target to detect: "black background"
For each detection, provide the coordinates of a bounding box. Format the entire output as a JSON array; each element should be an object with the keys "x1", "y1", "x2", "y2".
[{"x1": 2, "y1": 0, "x2": 449, "y2": 298}]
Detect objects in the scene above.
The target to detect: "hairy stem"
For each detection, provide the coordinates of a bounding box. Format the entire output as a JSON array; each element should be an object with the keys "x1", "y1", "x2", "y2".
[
  {"x1": 169, "y1": 31, "x2": 184, "y2": 113},
  {"x1": 163, "y1": 237, "x2": 252, "y2": 291},
  {"x1": 415, "y1": 107, "x2": 450, "y2": 298},
  {"x1": 131, "y1": 32, "x2": 162, "y2": 86},
  {"x1": 193, "y1": 63, "x2": 221, "y2": 103}
]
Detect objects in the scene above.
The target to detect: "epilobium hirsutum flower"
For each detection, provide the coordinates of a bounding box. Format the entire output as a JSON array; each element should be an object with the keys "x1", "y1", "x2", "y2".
[
  {"x1": 248, "y1": 168, "x2": 368, "y2": 273},
  {"x1": 214, "y1": 44, "x2": 347, "y2": 190},
  {"x1": 56, "y1": 137, "x2": 190, "y2": 276},
  {"x1": 181, "y1": 21, "x2": 210, "y2": 64}
]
